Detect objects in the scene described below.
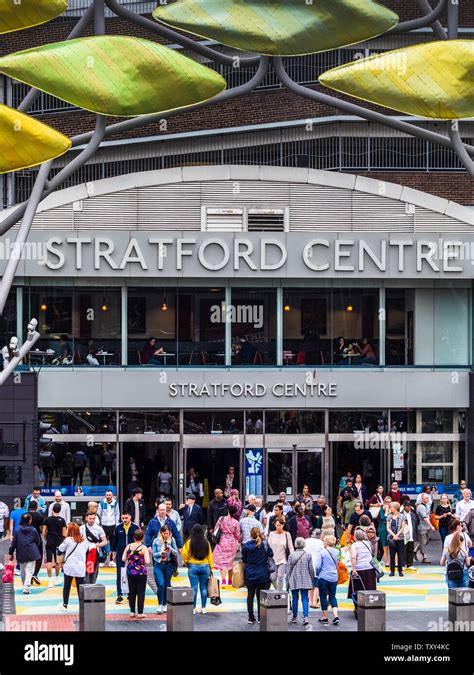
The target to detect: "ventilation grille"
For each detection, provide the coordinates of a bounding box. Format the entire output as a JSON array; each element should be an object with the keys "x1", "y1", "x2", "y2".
[
  {"x1": 205, "y1": 208, "x2": 244, "y2": 232},
  {"x1": 248, "y1": 209, "x2": 285, "y2": 231}
]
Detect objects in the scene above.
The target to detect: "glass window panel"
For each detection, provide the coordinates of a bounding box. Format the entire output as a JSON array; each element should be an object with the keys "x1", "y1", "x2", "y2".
[
  {"x1": 389, "y1": 410, "x2": 415, "y2": 433},
  {"x1": 231, "y1": 289, "x2": 277, "y2": 365},
  {"x1": 329, "y1": 410, "x2": 386, "y2": 433},
  {"x1": 386, "y1": 289, "x2": 408, "y2": 365},
  {"x1": 119, "y1": 410, "x2": 179, "y2": 434},
  {"x1": 0, "y1": 289, "x2": 17, "y2": 346},
  {"x1": 177, "y1": 288, "x2": 225, "y2": 366},
  {"x1": 421, "y1": 466, "x2": 453, "y2": 484},
  {"x1": 421, "y1": 410, "x2": 453, "y2": 433},
  {"x1": 434, "y1": 288, "x2": 469, "y2": 366},
  {"x1": 246, "y1": 411, "x2": 263, "y2": 434},
  {"x1": 268, "y1": 452, "x2": 293, "y2": 496},
  {"x1": 283, "y1": 289, "x2": 331, "y2": 365},
  {"x1": 128, "y1": 288, "x2": 177, "y2": 365},
  {"x1": 297, "y1": 452, "x2": 322, "y2": 496},
  {"x1": 266, "y1": 410, "x2": 324, "y2": 433},
  {"x1": 183, "y1": 411, "x2": 243, "y2": 434},
  {"x1": 420, "y1": 442, "x2": 453, "y2": 464}
]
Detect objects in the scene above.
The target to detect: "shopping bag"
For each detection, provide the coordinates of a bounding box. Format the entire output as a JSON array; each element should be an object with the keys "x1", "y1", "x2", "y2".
[
  {"x1": 232, "y1": 561, "x2": 245, "y2": 589},
  {"x1": 208, "y1": 574, "x2": 222, "y2": 606},
  {"x1": 120, "y1": 567, "x2": 129, "y2": 595},
  {"x1": 430, "y1": 513, "x2": 439, "y2": 530},
  {"x1": 337, "y1": 561, "x2": 349, "y2": 585},
  {"x1": 2, "y1": 564, "x2": 14, "y2": 583},
  {"x1": 339, "y1": 529, "x2": 348, "y2": 548}
]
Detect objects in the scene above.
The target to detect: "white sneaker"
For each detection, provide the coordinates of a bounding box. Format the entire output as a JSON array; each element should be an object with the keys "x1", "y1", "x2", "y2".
[
  {"x1": 99, "y1": 563, "x2": 105, "y2": 568},
  {"x1": 201, "y1": 608, "x2": 207, "y2": 614},
  {"x1": 48, "y1": 579, "x2": 54, "y2": 588},
  {"x1": 407, "y1": 566, "x2": 417, "y2": 571},
  {"x1": 193, "y1": 608, "x2": 200, "y2": 615},
  {"x1": 22, "y1": 588, "x2": 30, "y2": 594},
  {"x1": 162, "y1": 605, "x2": 167, "y2": 613},
  {"x1": 156, "y1": 605, "x2": 163, "y2": 614},
  {"x1": 55, "y1": 577, "x2": 62, "y2": 586},
  {"x1": 110, "y1": 561, "x2": 116, "y2": 567},
  {"x1": 14, "y1": 568, "x2": 21, "y2": 576}
]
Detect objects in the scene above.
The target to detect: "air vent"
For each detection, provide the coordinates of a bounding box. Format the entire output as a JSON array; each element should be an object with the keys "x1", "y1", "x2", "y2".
[
  {"x1": 248, "y1": 208, "x2": 285, "y2": 232},
  {"x1": 204, "y1": 207, "x2": 244, "y2": 232}
]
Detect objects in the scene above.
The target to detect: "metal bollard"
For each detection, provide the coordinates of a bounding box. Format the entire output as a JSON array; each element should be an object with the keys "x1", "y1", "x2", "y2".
[
  {"x1": 448, "y1": 588, "x2": 474, "y2": 631},
  {"x1": 166, "y1": 587, "x2": 194, "y2": 632},
  {"x1": 260, "y1": 590, "x2": 289, "y2": 632},
  {"x1": 357, "y1": 590, "x2": 386, "y2": 632},
  {"x1": 79, "y1": 584, "x2": 106, "y2": 632}
]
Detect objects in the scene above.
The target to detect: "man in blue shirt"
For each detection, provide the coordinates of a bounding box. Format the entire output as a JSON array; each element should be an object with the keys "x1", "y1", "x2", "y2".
[
  {"x1": 9, "y1": 498, "x2": 27, "y2": 538},
  {"x1": 146, "y1": 501, "x2": 183, "y2": 550},
  {"x1": 25, "y1": 487, "x2": 47, "y2": 514}
]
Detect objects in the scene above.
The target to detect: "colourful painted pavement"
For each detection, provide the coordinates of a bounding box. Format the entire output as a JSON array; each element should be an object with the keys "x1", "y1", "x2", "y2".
[{"x1": 9, "y1": 564, "x2": 448, "y2": 621}]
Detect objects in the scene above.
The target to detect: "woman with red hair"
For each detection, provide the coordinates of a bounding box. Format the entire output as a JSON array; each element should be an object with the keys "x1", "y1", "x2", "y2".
[{"x1": 57, "y1": 522, "x2": 89, "y2": 610}]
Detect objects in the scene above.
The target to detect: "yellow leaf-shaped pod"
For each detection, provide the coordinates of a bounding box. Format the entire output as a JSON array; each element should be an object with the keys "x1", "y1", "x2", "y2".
[
  {"x1": 0, "y1": 104, "x2": 71, "y2": 174},
  {"x1": 153, "y1": 0, "x2": 398, "y2": 56},
  {"x1": 0, "y1": 0, "x2": 68, "y2": 34},
  {"x1": 320, "y1": 40, "x2": 474, "y2": 120},
  {"x1": 0, "y1": 36, "x2": 227, "y2": 117}
]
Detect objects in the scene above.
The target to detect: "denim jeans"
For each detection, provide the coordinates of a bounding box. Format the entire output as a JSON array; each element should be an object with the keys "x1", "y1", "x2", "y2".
[
  {"x1": 291, "y1": 589, "x2": 309, "y2": 619},
  {"x1": 439, "y1": 527, "x2": 449, "y2": 547},
  {"x1": 447, "y1": 570, "x2": 469, "y2": 589},
  {"x1": 317, "y1": 578, "x2": 338, "y2": 611},
  {"x1": 154, "y1": 562, "x2": 173, "y2": 605},
  {"x1": 188, "y1": 563, "x2": 210, "y2": 609}
]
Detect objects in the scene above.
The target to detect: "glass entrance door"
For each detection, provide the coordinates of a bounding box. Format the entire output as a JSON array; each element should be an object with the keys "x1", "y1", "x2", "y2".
[
  {"x1": 121, "y1": 442, "x2": 178, "y2": 515},
  {"x1": 267, "y1": 448, "x2": 323, "y2": 501}
]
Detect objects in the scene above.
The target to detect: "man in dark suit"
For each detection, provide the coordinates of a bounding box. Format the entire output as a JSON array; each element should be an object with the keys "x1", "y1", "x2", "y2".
[
  {"x1": 124, "y1": 487, "x2": 146, "y2": 529},
  {"x1": 178, "y1": 494, "x2": 203, "y2": 540}
]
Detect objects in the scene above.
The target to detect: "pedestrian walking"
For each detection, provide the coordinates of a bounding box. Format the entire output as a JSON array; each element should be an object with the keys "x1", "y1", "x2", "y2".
[
  {"x1": 268, "y1": 517, "x2": 294, "y2": 591},
  {"x1": 80, "y1": 511, "x2": 107, "y2": 584},
  {"x1": 401, "y1": 501, "x2": 418, "y2": 570},
  {"x1": 8, "y1": 513, "x2": 41, "y2": 594},
  {"x1": 97, "y1": 490, "x2": 120, "y2": 566},
  {"x1": 212, "y1": 505, "x2": 241, "y2": 587},
  {"x1": 182, "y1": 524, "x2": 213, "y2": 614},
  {"x1": 415, "y1": 493, "x2": 436, "y2": 563},
  {"x1": 348, "y1": 529, "x2": 377, "y2": 617},
  {"x1": 387, "y1": 502, "x2": 406, "y2": 577},
  {"x1": 123, "y1": 529, "x2": 150, "y2": 619},
  {"x1": 42, "y1": 503, "x2": 67, "y2": 588},
  {"x1": 152, "y1": 524, "x2": 178, "y2": 614},
  {"x1": 304, "y1": 528, "x2": 323, "y2": 608},
  {"x1": 178, "y1": 494, "x2": 203, "y2": 541},
  {"x1": 315, "y1": 535, "x2": 340, "y2": 626},
  {"x1": 378, "y1": 496, "x2": 392, "y2": 566},
  {"x1": 242, "y1": 527, "x2": 273, "y2": 624},
  {"x1": 57, "y1": 523, "x2": 89, "y2": 610},
  {"x1": 440, "y1": 519, "x2": 472, "y2": 589},
  {"x1": 112, "y1": 512, "x2": 139, "y2": 605},
  {"x1": 286, "y1": 537, "x2": 315, "y2": 625},
  {"x1": 434, "y1": 494, "x2": 454, "y2": 547}
]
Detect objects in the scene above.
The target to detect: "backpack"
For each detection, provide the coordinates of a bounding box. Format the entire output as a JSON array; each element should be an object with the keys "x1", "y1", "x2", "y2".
[
  {"x1": 447, "y1": 557, "x2": 464, "y2": 581},
  {"x1": 74, "y1": 451, "x2": 86, "y2": 468}
]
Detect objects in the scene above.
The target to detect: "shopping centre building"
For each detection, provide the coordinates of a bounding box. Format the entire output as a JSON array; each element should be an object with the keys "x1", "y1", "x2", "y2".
[{"x1": 0, "y1": 1, "x2": 473, "y2": 514}]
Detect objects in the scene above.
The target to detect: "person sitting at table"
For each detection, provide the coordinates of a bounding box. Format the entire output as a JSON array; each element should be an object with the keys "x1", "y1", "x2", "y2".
[
  {"x1": 334, "y1": 336, "x2": 346, "y2": 363},
  {"x1": 356, "y1": 338, "x2": 376, "y2": 365},
  {"x1": 141, "y1": 337, "x2": 165, "y2": 366},
  {"x1": 239, "y1": 337, "x2": 255, "y2": 364},
  {"x1": 86, "y1": 339, "x2": 99, "y2": 366}
]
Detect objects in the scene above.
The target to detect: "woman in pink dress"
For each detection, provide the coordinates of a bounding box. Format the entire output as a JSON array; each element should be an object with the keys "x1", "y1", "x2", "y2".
[
  {"x1": 226, "y1": 489, "x2": 242, "y2": 520},
  {"x1": 212, "y1": 505, "x2": 241, "y2": 586}
]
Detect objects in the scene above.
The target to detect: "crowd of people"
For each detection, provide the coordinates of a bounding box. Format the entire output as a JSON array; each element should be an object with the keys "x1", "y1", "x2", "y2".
[{"x1": 2, "y1": 475, "x2": 474, "y2": 625}]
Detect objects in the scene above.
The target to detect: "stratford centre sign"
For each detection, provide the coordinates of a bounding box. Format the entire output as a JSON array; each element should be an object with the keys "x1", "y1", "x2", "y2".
[
  {"x1": 168, "y1": 381, "x2": 338, "y2": 398},
  {"x1": 4, "y1": 231, "x2": 474, "y2": 278}
]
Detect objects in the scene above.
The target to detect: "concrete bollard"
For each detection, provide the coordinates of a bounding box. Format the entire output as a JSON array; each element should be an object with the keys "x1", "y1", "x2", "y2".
[
  {"x1": 448, "y1": 588, "x2": 474, "y2": 631},
  {"x1": 357, "y1": 590, "x2": 386, "y2": 632},
  {"x1": 79, "y1": 584, "x2": 106, "y2": 632},
  {"x1": 260, "y1": 590, "x2": 289, "y2": 632},
  {"x1": 166, "y1": 587, "x2": 194, "y2": 632}
]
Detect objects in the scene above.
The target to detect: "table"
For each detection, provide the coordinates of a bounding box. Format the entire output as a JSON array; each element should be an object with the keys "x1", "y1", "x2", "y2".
[
  {"x1": 341, "y1": 353, "x2": 359, "y2": 364},
  {"x1": 283, "y1": 352, "x2": 297, "y2": 365},
  {"x1": 29, "y1": 349, "x2": 55, "y2": 365},
  {"x1": 160, "y1": 352, "x2": 175, "y2": 366},
  {"x1": 95, "y1": 352, "x2": 114, "y2": 365}
]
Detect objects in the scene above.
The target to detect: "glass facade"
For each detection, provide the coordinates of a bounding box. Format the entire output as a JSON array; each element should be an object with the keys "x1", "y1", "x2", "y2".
[{"x1": 0, "y1": 282, "x2": 467, "y2": 368}]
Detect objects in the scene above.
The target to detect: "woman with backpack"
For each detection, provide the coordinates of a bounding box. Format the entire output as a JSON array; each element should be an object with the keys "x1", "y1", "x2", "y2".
[
  {"x1": 122, "y1": 529, "x2": 150, "y2": 619},
  {"x1": 440, "y1": 518, "x2": 471, "y2": 588},
  {"x1": 286, "y1": 537, "x2": 316, "y2": 626},
  {"x1": 242, "y1": 527, "x2": 274, "y2": 624}
]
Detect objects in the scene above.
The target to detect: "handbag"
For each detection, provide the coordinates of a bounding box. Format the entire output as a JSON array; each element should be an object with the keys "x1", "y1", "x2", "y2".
[
  {"x1": 207, "y1": 573, "x2": 222, "y2": 606},
  {"x1": 328, "y1": 548, "x2": 348, "y2": 585},
  {"x1": 232, "y1": 560, "x2": 245, "y2": 589},
  {"x1": 2, "y1": 564, "x2": 14, "y2": 583},
  {"x1": 284, "y1": 532, "x2": 291, "y2": 560},
  {"x1": 264, "y1": 542, "x2": 276, "y2": 575},
  {"x1": 211, "y1": 517, "x2": 223, "y2": 546},
  {"x1": 57, "y1": 542, "x2": 78, "y2": 568},
  {"x1": 363, "y1": 541, "x2": 385, "y2": 581},
  {"x1": 86, "y1": 525, "x2": 107, "y2": 563}
]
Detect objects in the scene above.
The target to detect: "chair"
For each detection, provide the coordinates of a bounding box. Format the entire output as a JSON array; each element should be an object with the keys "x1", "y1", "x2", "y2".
[
  {"x1": 282, "y1": 350, "x2": 293, "y2": 365},
  {"x1": 200, "y1": 351, "x2": 206, "y2": 365},
  {"x1": 137, "y1": 350, "x2": 142, "y2": 365},
  {"x1": 296, "y1": 350, "x2": 307, "y2": 365},
  {"x1": 253, "y1": 350, "x2": 263, "y2": 365},
  {"x1": 73, "y1": 349, "x2": 83, "y2": 365},
  {"x1": 320, "y1": 350, "x2": 326, "y2": 365}
]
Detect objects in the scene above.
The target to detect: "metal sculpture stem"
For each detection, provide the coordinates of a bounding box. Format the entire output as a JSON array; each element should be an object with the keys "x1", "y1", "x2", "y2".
[{"x1": 0, "y1": 329, "x2": 41, "y2": 386}]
